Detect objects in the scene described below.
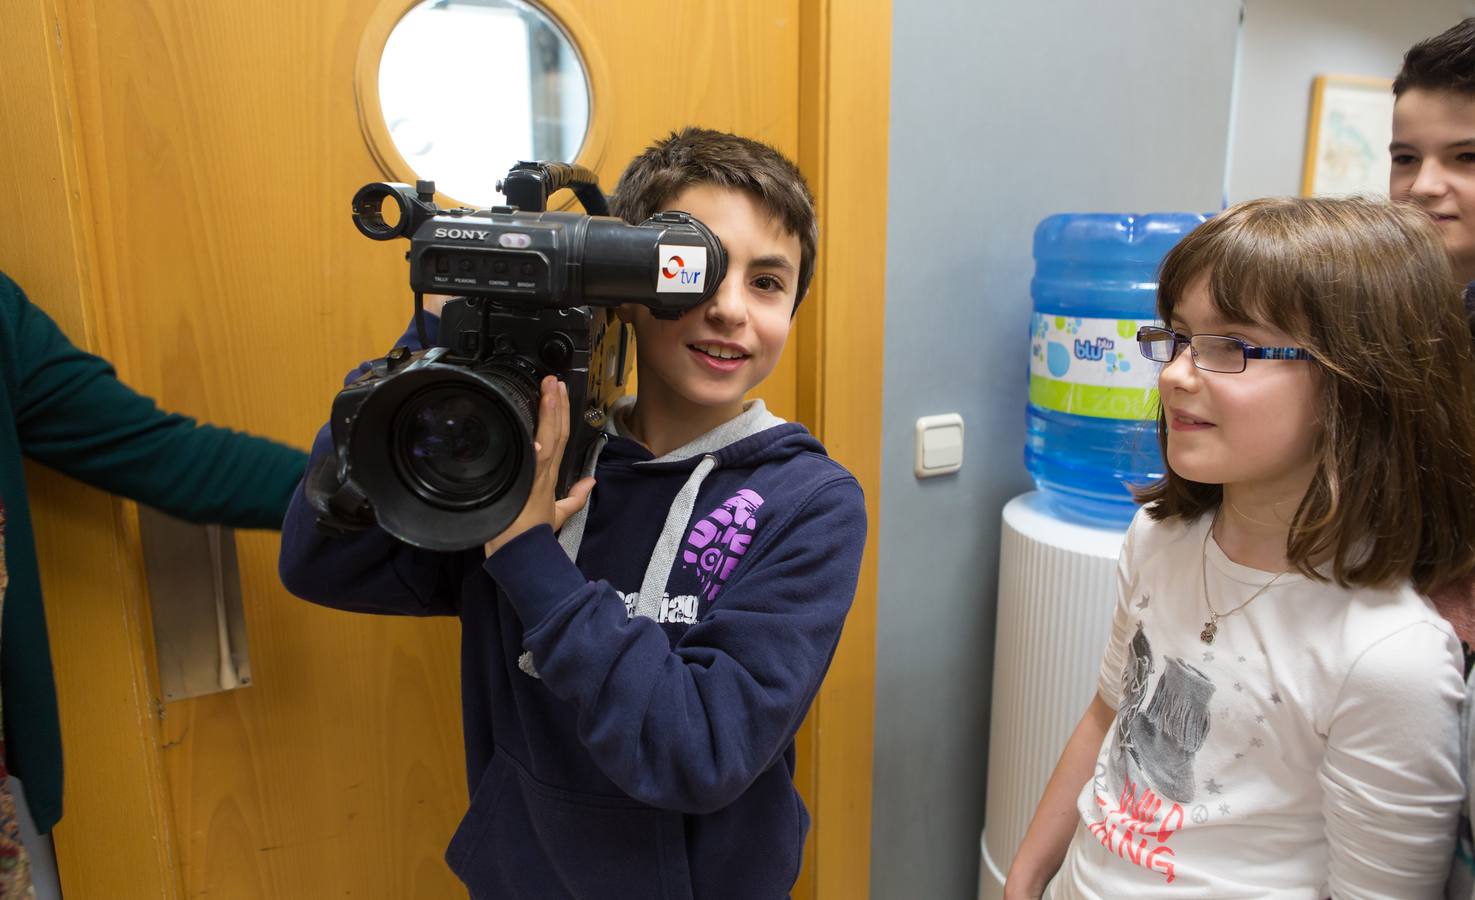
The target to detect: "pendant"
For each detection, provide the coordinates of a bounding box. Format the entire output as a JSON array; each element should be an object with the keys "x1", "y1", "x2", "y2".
[{"x1": 1200, "y1": 620, "x2": 1217, "y2": 644}]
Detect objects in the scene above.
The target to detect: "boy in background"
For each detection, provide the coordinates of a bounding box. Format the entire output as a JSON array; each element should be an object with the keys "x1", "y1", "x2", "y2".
[
  {"x1": 280, "y1": 128, "x2": 866, "y2": 898},
  {"x1": 1391, "y1": 16, "x2": 1475, "y2": 299},
  {"x1": 1390, "y1": 19, "x2": 1475, "y2": 897}
]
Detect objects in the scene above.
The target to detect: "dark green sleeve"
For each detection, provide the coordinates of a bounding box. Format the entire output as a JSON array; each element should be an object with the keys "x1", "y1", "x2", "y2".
[{"x1": 4, "y1": 275, "x2": 307, "y2": 529}]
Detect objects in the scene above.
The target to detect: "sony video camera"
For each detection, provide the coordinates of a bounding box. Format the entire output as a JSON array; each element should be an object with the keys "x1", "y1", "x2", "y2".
[{"x1": 308, "y1": 161, "x2": 727, "y2": 551}]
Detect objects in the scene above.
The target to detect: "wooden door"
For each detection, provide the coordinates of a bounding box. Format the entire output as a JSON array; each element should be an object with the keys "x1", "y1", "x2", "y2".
[{"x1": 1, "y1": 0, "x2": 888, "y2": 896}]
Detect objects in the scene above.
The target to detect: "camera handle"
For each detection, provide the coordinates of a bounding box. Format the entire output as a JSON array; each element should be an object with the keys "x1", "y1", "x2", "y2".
[{"x1": 497, "y1": 161, "x2": 608, "y2": 216}]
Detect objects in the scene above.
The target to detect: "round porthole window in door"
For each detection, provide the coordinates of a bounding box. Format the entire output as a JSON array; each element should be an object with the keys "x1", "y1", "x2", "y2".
[{"x1": 358, "y1": 0, "x2": 602, "y2": 208}]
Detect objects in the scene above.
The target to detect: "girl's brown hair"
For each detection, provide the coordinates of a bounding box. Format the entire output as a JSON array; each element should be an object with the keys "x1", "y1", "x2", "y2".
[{"x1": 1136, "y1": 196, "x2": 1475, "y2": 593}]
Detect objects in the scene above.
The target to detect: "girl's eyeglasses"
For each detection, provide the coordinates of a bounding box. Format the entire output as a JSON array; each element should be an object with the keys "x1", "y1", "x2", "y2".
[{"x1": 1135, "y1": 325, "x2": 1315, "y2": 374}]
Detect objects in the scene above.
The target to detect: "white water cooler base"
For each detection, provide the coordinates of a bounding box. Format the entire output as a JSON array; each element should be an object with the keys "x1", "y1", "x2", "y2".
[{"x1": 977, "y1": 492, "x2": 1126, "y2": 900}]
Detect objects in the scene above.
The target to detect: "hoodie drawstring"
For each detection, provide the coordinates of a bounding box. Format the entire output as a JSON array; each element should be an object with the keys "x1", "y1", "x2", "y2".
[
  {"x1": 557, "y1": 433, "x2": 608, "y2": 563},
  {"x1": 634, "y1": 455, "x2": 717, "y2": 621}
]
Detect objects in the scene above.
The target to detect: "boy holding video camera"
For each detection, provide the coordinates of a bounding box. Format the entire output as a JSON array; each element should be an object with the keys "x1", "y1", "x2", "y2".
[{"x1": 279, "y1": 127, "x2": 865, "y2": 898}]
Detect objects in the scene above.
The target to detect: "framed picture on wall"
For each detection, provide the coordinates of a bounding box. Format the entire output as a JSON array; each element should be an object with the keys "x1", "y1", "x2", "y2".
[{"x1": 1301, "y1": 74, "x2": 1394, "y2": 197}]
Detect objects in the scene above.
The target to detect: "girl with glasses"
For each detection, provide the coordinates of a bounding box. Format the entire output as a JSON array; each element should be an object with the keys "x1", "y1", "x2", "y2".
[{"x1": 1005, "y1": 196, "x2": 1475, "y2": 899}]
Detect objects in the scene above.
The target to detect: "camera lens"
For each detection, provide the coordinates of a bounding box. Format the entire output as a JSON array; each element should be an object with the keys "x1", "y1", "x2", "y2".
[
  {"x1": 339, "y1": 358, "x2": 537, "y2": 550},
  {"x1": 393, "y1": 385, "x2": 522, "y2": 508},
  {"x1": 408, "y1": 394, "x2": 503, "y2": 482}
]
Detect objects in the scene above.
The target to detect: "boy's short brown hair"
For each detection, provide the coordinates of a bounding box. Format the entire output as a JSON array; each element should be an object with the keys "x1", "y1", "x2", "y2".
[
  {"x1": 1394, "y1": 17, "x2": 1475, "y2": 98},
  {"x1": 610, "y1": 128, "x2": 818, "y2": 306},
  {"x1": 1136, "y1": 196, "x2": 1475, "y2": 594}
]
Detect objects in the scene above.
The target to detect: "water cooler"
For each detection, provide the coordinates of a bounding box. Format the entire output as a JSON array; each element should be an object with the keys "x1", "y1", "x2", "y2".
[
  {"x1": 977, "y1": 213, "x2": 1205, "y2": 898},
  {"x1": 975, "y1": 493, "x2": 1123, "y2": 899}
]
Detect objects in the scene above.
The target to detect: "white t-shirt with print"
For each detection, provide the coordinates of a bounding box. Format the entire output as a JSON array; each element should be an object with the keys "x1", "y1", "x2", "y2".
[{"x1": 1048, "y1": 508, "x2": 1465, "y2": 900}]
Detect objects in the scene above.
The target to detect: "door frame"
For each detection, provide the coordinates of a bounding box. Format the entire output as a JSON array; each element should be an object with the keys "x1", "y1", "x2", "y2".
[
  {"x1": 2, "y1": 0, "x2": 888, "y2": 895},
  {"x1": 792, "y1": 2, "x2": 888, "y2": 898}
]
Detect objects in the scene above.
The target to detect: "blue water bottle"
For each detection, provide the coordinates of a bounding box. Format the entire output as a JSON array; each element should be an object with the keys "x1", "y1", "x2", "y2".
[{"x1": 1024, "y1": 213, "x2": 1209, "y2": 526}]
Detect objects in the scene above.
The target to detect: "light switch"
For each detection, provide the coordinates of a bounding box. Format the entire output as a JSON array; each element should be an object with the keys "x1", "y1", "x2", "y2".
[{"x1": 914, "y1": 413, "x2": 964, "y2": 478}]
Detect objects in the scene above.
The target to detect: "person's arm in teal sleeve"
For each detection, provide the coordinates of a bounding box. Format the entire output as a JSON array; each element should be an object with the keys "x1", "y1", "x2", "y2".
[{"x1": 3, "y1": 274, "x2": 307, "y2": 529}]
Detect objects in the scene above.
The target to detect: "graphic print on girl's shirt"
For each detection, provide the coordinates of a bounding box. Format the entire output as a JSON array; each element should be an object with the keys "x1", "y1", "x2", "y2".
[
  {"x1": 1089, "y1": 619, "x2": 1212, "y2": 885},
  {"x1": 1112, "y1": 623, "x2": 1215, "y2": 805}
]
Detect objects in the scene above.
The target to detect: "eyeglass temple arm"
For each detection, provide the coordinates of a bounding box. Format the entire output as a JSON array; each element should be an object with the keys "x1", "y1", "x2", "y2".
[{"x1": 1243, "y1": 347, "x2": 1315, "y2": 361}]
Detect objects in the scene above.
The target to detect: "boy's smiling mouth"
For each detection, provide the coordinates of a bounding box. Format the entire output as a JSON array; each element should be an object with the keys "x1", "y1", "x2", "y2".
[{"x1": 688, "y1": 341, "x2": 751, "y2": 370}]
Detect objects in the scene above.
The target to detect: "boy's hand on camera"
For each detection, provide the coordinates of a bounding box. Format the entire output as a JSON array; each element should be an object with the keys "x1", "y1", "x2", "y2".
[{"x1": 483, "y1": 376, "x2": 595, "y2": 558}]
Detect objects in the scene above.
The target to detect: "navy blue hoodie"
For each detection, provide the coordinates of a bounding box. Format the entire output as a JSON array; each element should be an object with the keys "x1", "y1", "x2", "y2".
[{"x1": 279, "y1": 321, "x2": 866, "y2": 899}]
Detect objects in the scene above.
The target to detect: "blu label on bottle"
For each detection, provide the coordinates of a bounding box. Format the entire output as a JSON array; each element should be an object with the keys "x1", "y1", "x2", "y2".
[{"x1": 1028, "y1": 313, "x2": 1160, "y2": 420}]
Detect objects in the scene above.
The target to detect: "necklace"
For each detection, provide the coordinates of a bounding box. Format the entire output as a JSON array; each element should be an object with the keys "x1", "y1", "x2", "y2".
[
  {"x1": 1199, "y1": 514, "x2": 1289, "y2": 644},
  {"x1": 1227, "y1": 496, "x2": 1289, "y2": 529}
]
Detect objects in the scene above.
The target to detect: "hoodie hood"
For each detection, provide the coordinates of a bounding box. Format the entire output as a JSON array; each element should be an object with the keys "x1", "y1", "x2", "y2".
[{"x1": 605, "y1": 395, "x2": 822, "y2": 469}]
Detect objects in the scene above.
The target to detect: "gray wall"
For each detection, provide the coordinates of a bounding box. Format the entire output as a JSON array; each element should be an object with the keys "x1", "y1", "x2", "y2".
[
  {"x1": 871, "y1": 3, "x2": 1241, "y2": 897},
  {"x1": 1228, "y1": 0, "x2": 1474, "y2": 203}
]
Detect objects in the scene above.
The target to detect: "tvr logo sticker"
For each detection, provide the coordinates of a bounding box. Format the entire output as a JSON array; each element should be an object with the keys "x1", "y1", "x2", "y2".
[{"x1": 657, "y1": 244, "x2": 707, "y2": 293}]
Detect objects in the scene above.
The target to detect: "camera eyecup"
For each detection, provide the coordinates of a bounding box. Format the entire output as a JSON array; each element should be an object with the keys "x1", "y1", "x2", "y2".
[{"x1": 351, "y1": 183, "x2": 415, "y2": 240}]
